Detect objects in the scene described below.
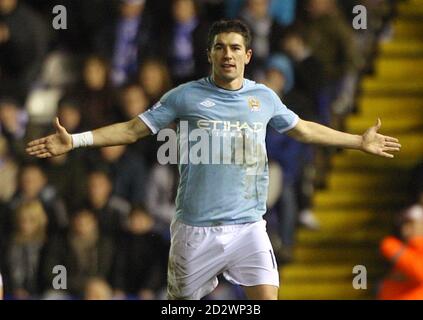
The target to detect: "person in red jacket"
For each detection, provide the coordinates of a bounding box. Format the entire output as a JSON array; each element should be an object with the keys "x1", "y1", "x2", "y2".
[{"x1": 378, "y1": 204, "x2": 423, "y2": 300}]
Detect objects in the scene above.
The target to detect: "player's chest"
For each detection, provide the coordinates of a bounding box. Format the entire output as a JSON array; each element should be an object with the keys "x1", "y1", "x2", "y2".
[{"x1": 182, "y1": 94, "x2": 272, "y2": 123}]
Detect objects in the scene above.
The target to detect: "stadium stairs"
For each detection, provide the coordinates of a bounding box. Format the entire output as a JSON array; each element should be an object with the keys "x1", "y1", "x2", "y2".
[{"x1": 278, "y1": 0, "x2": 423, "y2": 299}]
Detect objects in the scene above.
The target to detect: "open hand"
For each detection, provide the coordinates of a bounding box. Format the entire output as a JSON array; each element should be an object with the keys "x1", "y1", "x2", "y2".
[
  {"x1": 26, "y1": 117, "x2": 72, "y2": 158},
  {"x1": 361, "y1": 118, "x2": 401, "y2": 158}
]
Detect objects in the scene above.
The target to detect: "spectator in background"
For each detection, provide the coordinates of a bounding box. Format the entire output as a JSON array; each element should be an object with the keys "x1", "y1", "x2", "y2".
[
  {"x1": 0, "y1": 0, "x2": 49, "y2": 102},
  {"x1": 160, "y1": 0, "x2": 210, "y2": 85},
  {"x1": 37, "y1": 98, "x2": 87, "y2": 210},
  {"x1": 378, "y1": 204, "x2": 423, "y2": 300},
  {"x1": 138, "y1": 58, "x2": 173, "y2": 103},
  {"x1": 70, "y1": 55, "x2": 117, "y2": 130},
  {"x1": 0, "y1": 136, "x2": 18, "y2": 250},
  {"x1": 117, "y1": 83, "x2": 149, "y2": 121},
  {"x1": 42, "y1": 152, "x2": 87, "y2": 212},
  {"x1": 56, "y1": 97, "x2": 83, "y2": 134},
  {"x1": 264, "y1": 54, "x2": 317, "y2": 121},
  {"x1": 7, "y1": 164, "x2": 68, "y2": 237},
  {"x1": 0, "y1": 136, "x2": 18, "y2": 204},
  {"x1": 279, "y1": 25, "x2": 330, "y2": 190},
  {"x1": 95, "y1": 0, "x2": 157, "y2": 87},
  {"x1": 84, "y1": 277, "x2": 114, "y2": 300},
  {"x1": 3, "y1": 201, "x2": 48, "y2": 299},
  {"x1": 238, "y1": 0, "x2": 285, "y2": 79},
  {"x1": 301, "y1": 0, "x2": 360, "y2": 125},
  {"x1": 116, "y1": 83, "x2": 159, "y2": 167},
  {"x1": 113, "y1": 205, "x2": 169, "y2": 300},
  {"x1": 42, "y1": 209, "x2": 115, "y2": 299},
  {"x1": 279, "y1": 26, "x2": 323, "y2": 124},
  {"x1": 87, "y1": 145, "x2": 148, "y2": 206},
  {"x1": 0, "y1": 97, "x2": 28, "y2": 159},
  {"x1": 83, "y1": 169, "x2": 131, "y2": 240}
]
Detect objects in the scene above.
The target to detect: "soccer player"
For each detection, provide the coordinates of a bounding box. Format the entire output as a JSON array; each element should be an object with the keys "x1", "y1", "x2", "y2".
[{"x1": 26, "y1": 20, "x2": 401, "y2": 300}]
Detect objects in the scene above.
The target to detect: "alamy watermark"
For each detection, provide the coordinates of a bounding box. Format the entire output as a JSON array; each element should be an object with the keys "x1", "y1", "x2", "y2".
[
  {"x1": 52, "y1": 265, "x2": 67, "y2": 290},
  {"x1": 52, "y1": 5, "x2": 67, "y2": 30},
  {"x1": 156, "y1": 120, "x2": 267, "y2": 176},
  {"x1": 352, "y1": 5, "x2": 367, "y2": 30},
  {"x1": 352, "y1": 265, "x2": 367, "y2": 290},
  {"x1": 51, "y1": 4, "x2": 367, "y2": 33}
]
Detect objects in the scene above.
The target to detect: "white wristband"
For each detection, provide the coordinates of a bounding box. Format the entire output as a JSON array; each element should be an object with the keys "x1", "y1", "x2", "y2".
[{"x1": 71, "y1": 131, "x2": 94, "y2": 149}]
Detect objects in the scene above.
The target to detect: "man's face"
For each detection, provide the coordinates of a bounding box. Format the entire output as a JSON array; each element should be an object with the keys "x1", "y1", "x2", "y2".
[
  {"x1": 282, "y1": 35, "x2": 304, "y2": 61},
  {"x1": 100, "y1": 145, "x2": 126, "y2": 162},
  {"x1": 129, "y1": 210, "x2": 153, "y2": 234},
  {"x1": 0, "y1": 102, "x2": 19, "y2": 131},
  {"x1": 172, "y1": 0, "x2": 196, "y2": 23},
  {"x1": 120, "y1": 2, "x2": 144, "y2": 19},
  {"x1": 84, "y1": 58, "x2": 107, "y2": 90},
  {"x1": 59, "y1": 105, "x2": 81, "y2": 132},
  {"x1": 247, "y1": 0, "x2": 269, "y2": 19},
  {"x1": 121, "y1": 86, "x2": 148, "y2": 118},
  {"x1": 264, "y1": 69, "x2": 286, "y2": 94},
  {"x1": 139, "y1": 62, "x2": 165, "y2": 96},
  {"x1": 84, "y1": 279, "x2": 112, "y2": 300},
  {"x1": 73, "y1": 211, "x2": 97, "y2": 237},
  {"x1": 0, "y1": 0, "x2": 17, "y2": 15},
  {"x1": 307, "y1": 0, "x2": 332, "y2": 18},
  {"x1": 88, "y1": 173, "x2": 111, "y2": 203},
  {"x1": 208, "y1": 32, "x2": 252, "y2": 84},
  {"x1": 21, "y1": 167, "x2": 46, "y2": 199}
]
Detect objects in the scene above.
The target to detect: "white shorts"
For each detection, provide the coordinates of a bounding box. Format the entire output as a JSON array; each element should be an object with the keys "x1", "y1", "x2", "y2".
[{"x1": 167, "y1": 219, "x2": 279, "y2": 300}]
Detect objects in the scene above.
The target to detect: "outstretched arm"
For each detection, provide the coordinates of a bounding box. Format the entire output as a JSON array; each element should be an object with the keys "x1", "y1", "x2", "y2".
[
  {"x1": 26, "y1": 117, "x2": 151, "y2": 158},
  {"x1": 286, "y1": 118, "x2": 401, "y2": 158}
]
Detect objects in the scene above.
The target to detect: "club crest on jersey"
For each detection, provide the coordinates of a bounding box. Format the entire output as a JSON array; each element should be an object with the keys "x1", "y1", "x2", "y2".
[{"x1": 247, "y1": 96, "x2": 260, "y2": 112}]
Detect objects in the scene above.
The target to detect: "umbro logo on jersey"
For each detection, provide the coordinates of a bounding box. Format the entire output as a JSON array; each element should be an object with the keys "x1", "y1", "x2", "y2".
[{"x1": 200, "y1": 100, "x2": 216, "y2": 108}]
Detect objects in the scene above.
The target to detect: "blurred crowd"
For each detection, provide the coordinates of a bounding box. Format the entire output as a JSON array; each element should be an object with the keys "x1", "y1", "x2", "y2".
[{"x1": 0, "y1": 0, "x2": 398, "y2": 300}]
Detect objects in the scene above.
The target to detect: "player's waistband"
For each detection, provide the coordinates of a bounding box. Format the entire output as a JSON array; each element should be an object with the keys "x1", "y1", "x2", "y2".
[{"x1": 171, "y1": 217, "x2": 265, "y2": 234}]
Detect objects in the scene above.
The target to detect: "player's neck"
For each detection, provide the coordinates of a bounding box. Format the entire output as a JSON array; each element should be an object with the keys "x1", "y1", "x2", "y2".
[{"x1": 211, "y1": 75, "x2": 244, "y2": 91}]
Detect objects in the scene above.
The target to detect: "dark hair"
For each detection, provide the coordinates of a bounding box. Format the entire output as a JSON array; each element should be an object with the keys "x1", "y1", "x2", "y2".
[
  {"x1": 0, "y1": 96, "x2": 20, "y2": 107},
  {"x1": 19, "y1": 163, "x2": 45, "y2": 179},
  {"x1": 207, "y1": 19, "x2": 252, "y2": 51},
  {"x1": 88, "y1": 167, "x2": 112, "y2": 181},
  {"x1": 57, "y1": 95, "x2": 81, "y2": 110}
]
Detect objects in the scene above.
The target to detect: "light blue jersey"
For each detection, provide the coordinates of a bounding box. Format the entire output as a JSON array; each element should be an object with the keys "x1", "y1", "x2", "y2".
[{"x1": 139, "y1": 77, "x2": 298, "y2": 226}]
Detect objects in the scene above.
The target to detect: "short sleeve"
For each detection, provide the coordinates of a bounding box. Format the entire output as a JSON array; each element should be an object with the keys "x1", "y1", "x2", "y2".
[
  {"x1": 138, "y1": 85, "x2": 185, "y2": 134},
  {"x1": 268, "y1": 90, "x2": 299, "y2": 133}
]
